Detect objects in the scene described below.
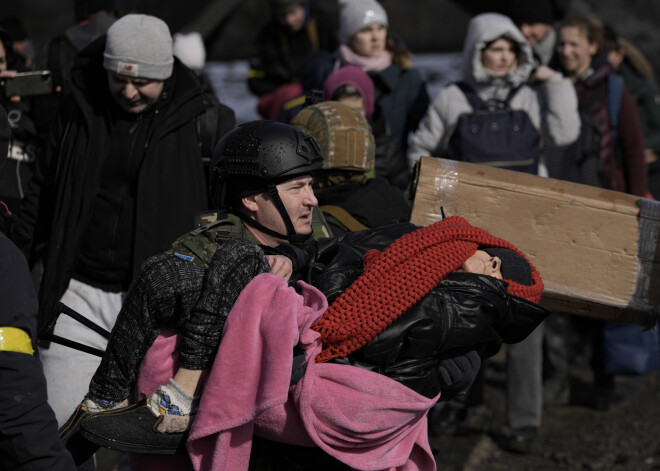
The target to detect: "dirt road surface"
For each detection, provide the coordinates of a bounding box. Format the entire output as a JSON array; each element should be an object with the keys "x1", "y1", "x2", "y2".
[{"x1": 429, "y1": 348, "x2": 660, "y2": 471}]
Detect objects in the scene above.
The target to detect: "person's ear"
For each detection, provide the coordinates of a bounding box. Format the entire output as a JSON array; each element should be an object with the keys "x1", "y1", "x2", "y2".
[
  {"x1": 588, "y1": 41, "x2": 599, "y2": 56},
  {"x1": 242, "y1": 194, "x2": 260, "y2": 213}
]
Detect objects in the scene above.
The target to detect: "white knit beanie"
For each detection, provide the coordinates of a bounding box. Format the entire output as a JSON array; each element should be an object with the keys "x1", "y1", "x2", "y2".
[
  {"x1": 173, "y1": 32, "x2": 206, "y2": 71},
  {"x1": 338, "y1": 0, "x2": 388, "y2": 44},
  {"x1": 103, "y1": 14, "x2": 174, "y2": 80}
]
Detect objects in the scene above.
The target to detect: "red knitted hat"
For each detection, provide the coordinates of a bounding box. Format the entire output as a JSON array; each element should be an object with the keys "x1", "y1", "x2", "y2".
[{"x1": 312, "y1": 216, "x2": 543, "y2": 363}]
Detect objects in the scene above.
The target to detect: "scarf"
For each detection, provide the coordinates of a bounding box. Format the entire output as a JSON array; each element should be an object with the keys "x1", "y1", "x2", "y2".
[
  {"x1": 313, "y1": 216, "x2": 544, "y2": 363},
  {"x1": 338, "y1": 44, "x2": 393, "y2": 73}
]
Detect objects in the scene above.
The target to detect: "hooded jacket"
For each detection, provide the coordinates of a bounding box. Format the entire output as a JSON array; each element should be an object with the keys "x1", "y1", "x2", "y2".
[
  {"x1": 16, "y1": 35, "x2": 235, "y2": 332},
  {"x1": 407, "y1": 13, "x2": 580, "y2": 170}
]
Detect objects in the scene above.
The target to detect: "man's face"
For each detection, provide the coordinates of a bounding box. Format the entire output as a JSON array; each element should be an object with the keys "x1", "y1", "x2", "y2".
[
  {"x1": 106, "y1": 71, "x2": 165, "y2": 114},
  {"x1": 277, "y1": 5, "x2": 306, "y2": 33},
  {"x1": 250, "y1": 175, "x2": 318, "y2": 246},
  {"x1": 520, "y1": 23, "x2": 553, "y2": 46}
]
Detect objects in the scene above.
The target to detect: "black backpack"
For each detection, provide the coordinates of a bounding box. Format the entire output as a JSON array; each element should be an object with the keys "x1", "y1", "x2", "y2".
[{"x1": 445, "y1": 81, "x2": 540, "y2": 175}]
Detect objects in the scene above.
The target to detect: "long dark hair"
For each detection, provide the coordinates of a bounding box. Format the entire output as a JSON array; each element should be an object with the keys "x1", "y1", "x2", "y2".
[{"x1": 386, "y1": 35, "x2": 412, "y2": 70}]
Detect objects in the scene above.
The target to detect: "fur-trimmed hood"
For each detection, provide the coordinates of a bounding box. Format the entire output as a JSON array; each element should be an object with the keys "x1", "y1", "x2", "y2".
[{"x1": 461, "y1": 12, "x2": 535, "y2": 89}]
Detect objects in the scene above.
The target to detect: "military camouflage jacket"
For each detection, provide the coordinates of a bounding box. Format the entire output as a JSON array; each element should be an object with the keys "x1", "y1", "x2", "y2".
[{"x1": 168, "y1": 208, "x2": 333, "y2": 268}]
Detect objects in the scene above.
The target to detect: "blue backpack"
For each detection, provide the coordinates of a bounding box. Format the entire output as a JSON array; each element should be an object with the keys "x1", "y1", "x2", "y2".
[{"x1": 445, "y1": 81, "x2": 540, "y2": 175}]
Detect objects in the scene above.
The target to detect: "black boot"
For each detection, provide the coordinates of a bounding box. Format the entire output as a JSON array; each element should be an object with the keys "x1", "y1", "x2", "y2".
[
  {"x1": 79, "y1": 400, "x2": 188, "y2": 455},
  {"x1": 59, "y1": 398, "x2": 143, "y2": 465}
]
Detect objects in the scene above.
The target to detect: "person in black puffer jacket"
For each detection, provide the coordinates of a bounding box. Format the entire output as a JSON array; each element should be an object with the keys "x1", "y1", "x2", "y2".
[{"x1": 276, "y1": 219, "x2": 549, "y2": 400}]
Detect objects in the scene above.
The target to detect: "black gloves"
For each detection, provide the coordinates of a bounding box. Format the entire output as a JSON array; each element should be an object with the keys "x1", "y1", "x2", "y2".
[{"x1": 437, "y1": 350, "x2": 482, "y2": 401}]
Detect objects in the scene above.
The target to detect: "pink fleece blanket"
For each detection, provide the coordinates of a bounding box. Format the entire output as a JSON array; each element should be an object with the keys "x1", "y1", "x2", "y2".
[{"x1": 132, "y1": 274, "x2": 437, "y2": 471}]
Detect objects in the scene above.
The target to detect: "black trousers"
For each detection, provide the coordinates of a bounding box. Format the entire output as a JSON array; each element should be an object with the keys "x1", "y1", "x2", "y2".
[{"x1": 0, "y1": 352, "x2": 76, "y2": 471}]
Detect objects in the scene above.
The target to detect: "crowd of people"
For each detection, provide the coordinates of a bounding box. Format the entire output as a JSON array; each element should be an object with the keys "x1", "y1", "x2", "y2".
[{"x1": 0, "y1": 0, "x2": 658, "y2": 470}]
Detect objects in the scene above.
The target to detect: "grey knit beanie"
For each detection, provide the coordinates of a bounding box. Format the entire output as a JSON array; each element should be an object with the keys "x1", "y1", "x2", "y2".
[
  {"x1": 103, "y1": 14, "x2": 173, "y2": 80},
  {"x1": 339, "y1": 0, "x2": 388, "y2": 44}
]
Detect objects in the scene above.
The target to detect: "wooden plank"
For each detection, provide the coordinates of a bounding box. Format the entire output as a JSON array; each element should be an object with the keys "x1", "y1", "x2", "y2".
[{"x1": 410, "y1": 156, "x2": 660, "y2": 327}]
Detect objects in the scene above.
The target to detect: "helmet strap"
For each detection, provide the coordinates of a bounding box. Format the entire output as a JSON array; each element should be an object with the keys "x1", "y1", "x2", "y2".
[
  {"x1": 234, "y1": 184, "x2": 310, "y2": 245},
  {"x1": 265, "y1": 184, "x2": 310, "y2": 244}
]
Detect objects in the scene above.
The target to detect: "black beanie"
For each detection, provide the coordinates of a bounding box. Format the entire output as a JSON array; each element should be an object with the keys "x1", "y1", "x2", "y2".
[
  {"x1": 0, "y1": 17, "x2": 27, "y2": 41},
  {"x1": 484, "y1": 248, "x2": 533, "y2": 286},
  {"x1": 506, "y1": 0, "x2": 554, "y2": 26},
  {"x1": 74, "y1": 0, "x2": 115, "y2": 22}
]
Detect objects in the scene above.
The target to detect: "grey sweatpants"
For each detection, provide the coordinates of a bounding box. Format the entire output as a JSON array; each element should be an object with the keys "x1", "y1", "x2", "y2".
[
  {"x1": 506, "y1": 321, "x2": 546, "y2": 429},
  {"x1": 41, "y1": 278, "x2": 125, "y2": 426}
]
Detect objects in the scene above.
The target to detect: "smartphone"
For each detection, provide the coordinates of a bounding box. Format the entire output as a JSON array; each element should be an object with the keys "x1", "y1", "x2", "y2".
[{"x1": 4, "y1": 70, "x2": 54, "y2": 97}]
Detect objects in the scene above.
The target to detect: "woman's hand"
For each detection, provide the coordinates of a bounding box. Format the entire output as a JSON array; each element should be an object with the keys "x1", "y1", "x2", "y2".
[
  {"x1": 0, "y1": 70, "x2": 17, "y2": 80},
  {"x1": 530, "y1": 65, "x2": 557, "y2": 83}
]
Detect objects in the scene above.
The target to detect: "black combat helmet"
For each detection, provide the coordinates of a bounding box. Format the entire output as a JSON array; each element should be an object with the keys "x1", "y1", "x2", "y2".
[{"x1": 210, "y1": 120, "x2": 324, "y2": 243}]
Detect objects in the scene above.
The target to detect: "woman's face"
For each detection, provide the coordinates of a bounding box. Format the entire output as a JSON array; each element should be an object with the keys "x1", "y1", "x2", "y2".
[
  {"x1": 349, "y1": 23, "x2": 387, "y2": 58},
  {"x1": 481, "y1": 38, "x2": 517, "y2": 77},
  {"x1": 556, "y1": 25, "x2": 598, "y2": 79},
  {"x1": 462, "y1": 250, "x2": 503, "y2": 279}
]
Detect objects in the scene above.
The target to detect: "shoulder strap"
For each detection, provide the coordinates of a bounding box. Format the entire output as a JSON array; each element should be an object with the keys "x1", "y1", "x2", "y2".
[
  {"x1": 196, "y1": 94, "x2": 220, "y2": 163},
  {"x1": 455, "y1": 81, "x2": 523, "y2": 109},
  {"x1": 454, "y1": 81, "x2": 484, "y2": 110},
  {"x1": 606, "y1": 74, "x2": 625, "y2": 141},
  {"x1": 579, "y1": 79, "x2": 608, "y2": 112},
  {"x1": 306, "y1": 16, "x2": 320, "y2": 51},
  {"x1": 503, "y1": 83, "x2": 525, "y2": 105},
  {"x1": 311, "y1": 205, "x2": 334, "y2": 239},
  {"x1": 320, "y1": 205, "x2": 368, "y2": 232},
  {"x1": 167, "y1": 211, "x2": 247, "y2": 268}
]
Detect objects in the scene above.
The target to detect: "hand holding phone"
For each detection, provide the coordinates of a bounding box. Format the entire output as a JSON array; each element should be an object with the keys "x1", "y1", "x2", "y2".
[{"x1": 3, "y1": 70, "x2": 54, "y2": 97}]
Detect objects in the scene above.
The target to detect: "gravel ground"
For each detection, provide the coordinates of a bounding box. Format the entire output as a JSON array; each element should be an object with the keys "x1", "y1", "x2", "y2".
[{"x1": 428, "y1": 348, "x2": 660, "y2": 471}]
